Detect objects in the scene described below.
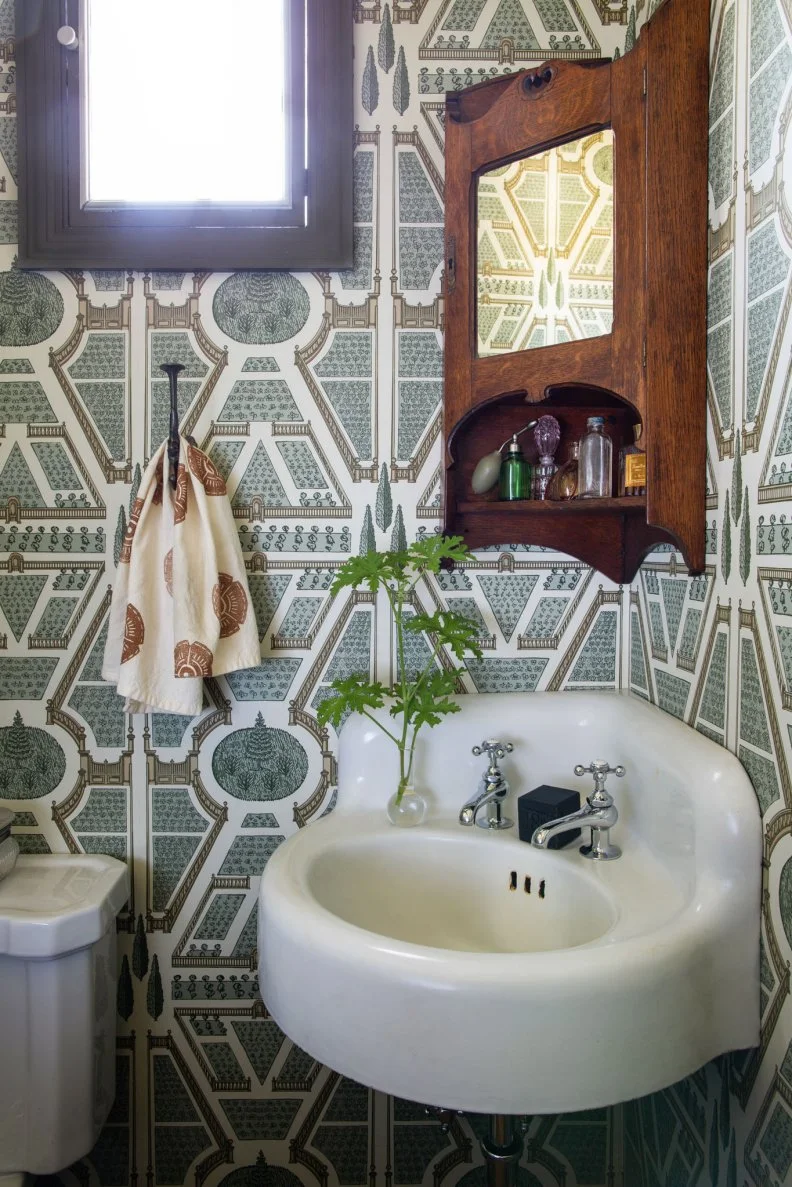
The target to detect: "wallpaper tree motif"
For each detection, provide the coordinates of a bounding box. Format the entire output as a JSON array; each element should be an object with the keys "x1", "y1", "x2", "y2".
[{"x1": 0, "y1": 1, "x2": 787, "y2": 1186}]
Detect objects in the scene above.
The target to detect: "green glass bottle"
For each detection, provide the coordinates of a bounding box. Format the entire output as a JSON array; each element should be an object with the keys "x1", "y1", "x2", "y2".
[{"x1": 499, "y1": 436, "x2": 532, "y2": 501}]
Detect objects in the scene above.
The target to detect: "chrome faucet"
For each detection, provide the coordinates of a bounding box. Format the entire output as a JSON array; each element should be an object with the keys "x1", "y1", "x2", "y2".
[
  {"x1": 459, "y1": 740, "x2": 514, "y2": 830},
  {"x1": 531, "y1": 760, "x2": 625, "y2": 860}
]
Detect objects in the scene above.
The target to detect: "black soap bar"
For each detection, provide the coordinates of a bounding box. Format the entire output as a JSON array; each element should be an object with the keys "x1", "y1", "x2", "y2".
[{"x1": 518, "y1": 785, "x2": 581, "y2": 850}]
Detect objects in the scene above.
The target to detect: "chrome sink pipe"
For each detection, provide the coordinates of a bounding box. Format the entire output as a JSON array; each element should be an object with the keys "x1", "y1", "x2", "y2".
[
  {"x1": 426, "y1": 1110, "x2": 524, "y2": 1187},
  {"x1": 482, "y1": 1114, "x2": 524, "y2": 1187}
]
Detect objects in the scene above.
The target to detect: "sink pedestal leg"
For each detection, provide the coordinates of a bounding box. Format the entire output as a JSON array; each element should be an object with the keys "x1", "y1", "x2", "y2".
[{"x1": 481, "y1": 1115, "x2": 524, "y2": 1187}]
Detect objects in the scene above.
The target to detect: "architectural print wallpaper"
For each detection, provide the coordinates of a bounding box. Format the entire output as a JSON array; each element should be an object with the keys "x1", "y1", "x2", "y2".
[
  {"x1": 0, "y1": 1, "x2": 788, "y2": 1185},
  {"x1": 630, "y1": 0, "x2": 792, "y2": 1184}
]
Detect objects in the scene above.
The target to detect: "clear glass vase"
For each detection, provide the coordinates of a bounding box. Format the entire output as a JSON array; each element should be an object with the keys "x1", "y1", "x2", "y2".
[
  {"x1": 0, "y1": 833, "x2": 19, "y2": 882},
  {"x1": 387, "y1": 783, "x2": 427, "y2": 828}
]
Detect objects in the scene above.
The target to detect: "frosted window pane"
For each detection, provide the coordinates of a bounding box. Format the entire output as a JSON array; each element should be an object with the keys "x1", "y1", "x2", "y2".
[{"x1": 85, "y1": 0, "x2": 287, "y2": 204}]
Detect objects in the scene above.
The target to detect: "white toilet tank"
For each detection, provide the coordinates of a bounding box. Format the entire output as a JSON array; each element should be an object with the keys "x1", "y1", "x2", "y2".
[{"x1": 0, "y1": 854, "x2": 129, "y2": 1177}]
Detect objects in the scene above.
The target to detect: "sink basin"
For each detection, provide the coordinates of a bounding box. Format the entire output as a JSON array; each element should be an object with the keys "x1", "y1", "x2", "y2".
[
  {"x1": 306, "y1": 828, "x2": 617, "y2": 952},
  {"x1": 259, "y1": 692, "x2": 761, "y2": 1114}
]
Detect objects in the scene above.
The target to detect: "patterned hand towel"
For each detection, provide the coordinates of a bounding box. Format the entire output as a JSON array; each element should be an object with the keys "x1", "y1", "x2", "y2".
[{"x1": 103, "y1": 437, "x2": 260, "y2": 715}]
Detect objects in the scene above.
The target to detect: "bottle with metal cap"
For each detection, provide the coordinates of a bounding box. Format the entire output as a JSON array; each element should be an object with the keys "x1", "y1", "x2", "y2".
[
  {"x1": 578, "y1": 416, "x2": 612, "y2": 499},
  {"x1": 499, "y1": 433, "x2": 532, "y2": 501}
]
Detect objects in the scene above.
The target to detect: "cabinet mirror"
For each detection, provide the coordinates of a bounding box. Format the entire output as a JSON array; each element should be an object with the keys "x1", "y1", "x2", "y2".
[{"x1": 477, "y1": 130, "x2": 614, "y2": 358}]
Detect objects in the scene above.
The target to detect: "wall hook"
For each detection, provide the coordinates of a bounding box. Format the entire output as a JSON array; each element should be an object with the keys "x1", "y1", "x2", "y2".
[{"x1": 160, "y1": 363, "x2": 187, "y2": 489}]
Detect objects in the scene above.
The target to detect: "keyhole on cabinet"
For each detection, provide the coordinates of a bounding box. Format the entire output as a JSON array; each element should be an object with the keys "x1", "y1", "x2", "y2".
[{"x1": 446, "y1": 235, "x2": 456, "y2": 292}]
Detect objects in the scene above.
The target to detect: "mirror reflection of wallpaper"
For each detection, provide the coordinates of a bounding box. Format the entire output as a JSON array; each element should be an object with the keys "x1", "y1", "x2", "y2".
[{"x1": 477, "y1": 131, "x2": 614, "y2": 356}]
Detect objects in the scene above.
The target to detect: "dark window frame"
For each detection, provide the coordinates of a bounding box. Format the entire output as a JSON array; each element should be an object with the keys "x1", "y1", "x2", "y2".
[{"x1": 16, "y1": 0, "x2": 353, "y2": 270}]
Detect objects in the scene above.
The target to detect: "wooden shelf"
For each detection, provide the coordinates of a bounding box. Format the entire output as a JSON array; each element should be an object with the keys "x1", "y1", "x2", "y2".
[
  {"x1": 459, "y1": 497, "x2": 647, "y2": 515},
  {"x1": 443, "y1": 390, "x2": 680, "y2": 583},
  {"x1": 447, "y1": 493, "x2": 671, "y2": 584}
]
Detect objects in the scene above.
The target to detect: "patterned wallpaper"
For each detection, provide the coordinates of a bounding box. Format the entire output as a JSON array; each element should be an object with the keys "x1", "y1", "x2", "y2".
[
  {"x1": 626, "y1": 0, "x2": 792, "y2": 1184},
  {"x1": 0, "y1": 1, "x2": 786, "y2": 1186}
]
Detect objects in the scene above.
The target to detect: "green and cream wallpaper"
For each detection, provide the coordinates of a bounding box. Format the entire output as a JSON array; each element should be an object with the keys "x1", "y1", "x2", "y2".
[
  {"x1": 627, "y1": 0, "x2": 792, "y2": 1184},
  {"x1": 0, "y1": 1, "x2": 788, "y2": 1185}
]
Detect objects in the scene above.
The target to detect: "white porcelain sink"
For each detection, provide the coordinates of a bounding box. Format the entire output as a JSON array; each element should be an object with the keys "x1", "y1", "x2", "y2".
[{"x1": 259, "y1": 692, "x2": 761, "y2": 1114}]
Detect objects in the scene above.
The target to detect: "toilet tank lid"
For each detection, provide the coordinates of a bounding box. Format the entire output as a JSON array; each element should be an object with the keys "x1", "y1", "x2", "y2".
[{"x1": 0, "y1": 854, "x2": 129, "y2": 958}]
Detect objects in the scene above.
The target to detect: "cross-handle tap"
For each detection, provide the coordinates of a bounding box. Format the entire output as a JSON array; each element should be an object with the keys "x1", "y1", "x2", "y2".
[
  {"x1": 531, "y1": 760, "x2": 625, "y2": 860},
  {"x1": 574, "y1": 760, "x2": 625, "y2": 791},
  {"x1": 473, "y1": 741, "x2": 513, "y2": 763},
  {"x1": 459, "y1": 740, "x2": 514, "y2": 830}
]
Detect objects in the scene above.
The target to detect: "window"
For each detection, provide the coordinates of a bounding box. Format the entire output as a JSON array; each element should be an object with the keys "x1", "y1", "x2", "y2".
[{"x1": 16, "y1": 0, "x2": 353, "y2": 269}]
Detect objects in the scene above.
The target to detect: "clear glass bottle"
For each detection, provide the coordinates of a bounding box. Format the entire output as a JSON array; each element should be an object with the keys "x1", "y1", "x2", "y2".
[
  {"x1": 499, "y1": 436, "x2": 532, "y2": 501},
  {"x1": 0, "y1": 807, "x2": 19, "y2": 883},
  {"x1": 619, "y1": 424, "x2": 647, "y2": 497},
  {"x1": 577, "y1": 416, "x2": 612, "y2": 499}
]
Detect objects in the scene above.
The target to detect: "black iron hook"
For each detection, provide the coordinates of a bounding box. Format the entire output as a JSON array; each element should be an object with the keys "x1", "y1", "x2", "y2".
[{"x1": 160, "y1": 363, "x2": 185, "y2": 490}]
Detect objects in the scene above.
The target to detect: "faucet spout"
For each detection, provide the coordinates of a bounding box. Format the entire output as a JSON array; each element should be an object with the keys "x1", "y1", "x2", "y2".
[
  {"x1": 459, "y1": 780, "x2": 508, "y2": 827},
  {"x1": 531, "y1": 802, "x2": 612, "y2": 848},
  {"x1": 531, "y1": 792, "x2": 620, "y2": 860}
]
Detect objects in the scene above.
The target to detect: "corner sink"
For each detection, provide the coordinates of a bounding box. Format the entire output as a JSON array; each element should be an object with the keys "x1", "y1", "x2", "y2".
[{"x1": 259, "y1": 692, "x2": 761, "y2": 1114}]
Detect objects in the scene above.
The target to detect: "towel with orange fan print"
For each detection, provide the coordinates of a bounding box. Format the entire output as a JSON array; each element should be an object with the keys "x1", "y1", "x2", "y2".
[{"x1": 103, "y1": 437, "x2": 260, "y2": 715}]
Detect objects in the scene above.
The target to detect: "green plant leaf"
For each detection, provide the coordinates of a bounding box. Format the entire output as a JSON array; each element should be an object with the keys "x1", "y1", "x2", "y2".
[
  {"x1": 405, "y1": 609, "x2": 484, "y2": 661},
  {"x1": 329, "y1": 550, "x2": 409, "y2": 596},
  {"x1": 407, "y1": 534, "x2": 471, "y2": 573},
  {"x1": 319, "y1": 537, "x2": 476, "y2": 767},
  {"x1": 316, "y1": 675, "x2": 388, "y2": 729},
  {"x1": 399, "y1": 668, "x2": 462, "y2": 729}
]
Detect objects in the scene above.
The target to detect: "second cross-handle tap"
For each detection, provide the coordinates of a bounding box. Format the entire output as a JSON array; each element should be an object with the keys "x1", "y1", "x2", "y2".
[{"x1": 531, "y1": 760, "x2": 625, "y2": 860}]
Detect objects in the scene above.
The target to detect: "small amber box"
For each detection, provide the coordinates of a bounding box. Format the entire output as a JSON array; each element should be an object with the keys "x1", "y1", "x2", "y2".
[{"x1": 517, "y1": 785, "x2": 581, "y2": 850}]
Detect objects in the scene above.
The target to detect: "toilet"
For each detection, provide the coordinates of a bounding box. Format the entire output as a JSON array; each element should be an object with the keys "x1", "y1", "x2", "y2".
[{"x1": 0, "y1": 852, "x2": 129, "y2": 1185}]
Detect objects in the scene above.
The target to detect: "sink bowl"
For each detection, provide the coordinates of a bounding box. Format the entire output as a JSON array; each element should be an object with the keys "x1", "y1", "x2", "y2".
[
  {"x1": 259, "y1": 692, "x2": 761, "y2": 1114},
  {"x1": 306, "y1": 827, "x2": 616, "y2": 953}
]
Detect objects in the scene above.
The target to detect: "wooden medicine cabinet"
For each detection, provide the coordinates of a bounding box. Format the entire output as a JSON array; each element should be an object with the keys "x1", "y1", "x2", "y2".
[{"x1": 443, "y1": 0, "x2": 709, "y2": 583}]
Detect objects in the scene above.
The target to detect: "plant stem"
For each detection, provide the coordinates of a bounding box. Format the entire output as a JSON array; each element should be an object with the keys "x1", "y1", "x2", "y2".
[
  {"x1": 397, "y1": 577, "x2": 411, "y2": 801},
  {"x1": 358, "y1": 708, "x2": 400, "y2": 747},
  {"x1": 381, "y1": 563, "x2": 457, "y2": 806},
  {"x1": 384, "y1": 570, "x2": 420, "y2": 806},
  {"x1": 406, "y1": 725, "x2": 418, "y2": 786}
]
